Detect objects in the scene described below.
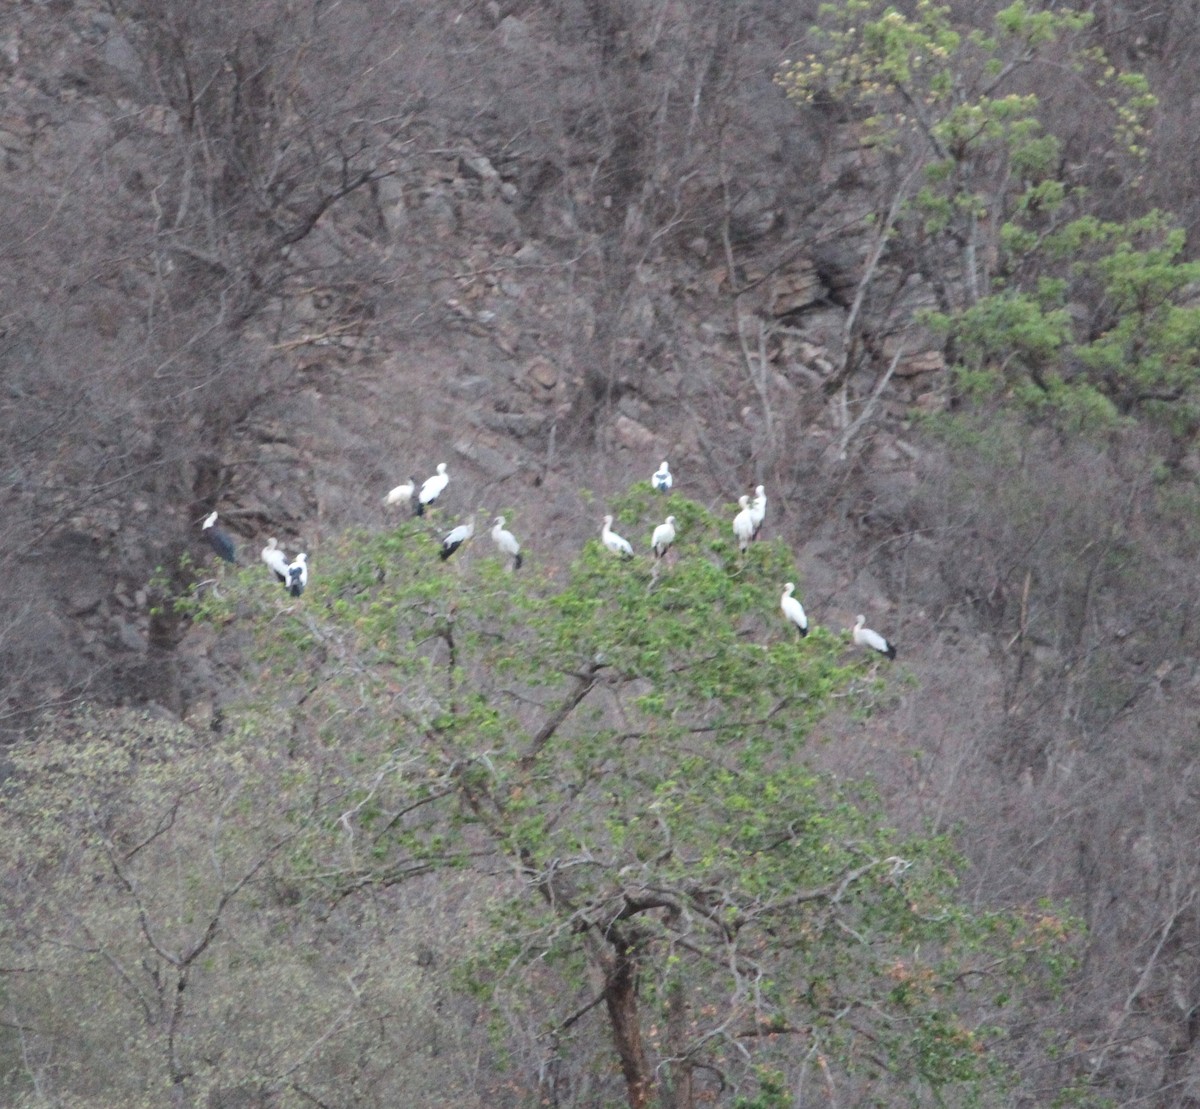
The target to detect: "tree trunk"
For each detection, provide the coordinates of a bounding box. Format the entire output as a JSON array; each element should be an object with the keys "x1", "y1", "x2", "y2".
[
  {"x1": 603, "y1": 931, "x2": 653, "y2": 1109},
  {"x1": 664, "y1": 976, "x2": 694, "y2": 1109}
]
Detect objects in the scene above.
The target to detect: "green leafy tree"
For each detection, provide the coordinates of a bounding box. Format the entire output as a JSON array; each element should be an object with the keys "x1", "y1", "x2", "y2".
[
  {"x1": 224, "y1": 491, "x2": 1071, "y2": 1104},
  {"x1": 777, "y1": 2, "x2": 1200, "y2": 439},
  {"x1": 941, "y1": 211, "x2": 1200, "y2": 436},
  {"x1": 777, "y1": 1, "x2": 1110, "y2": 309},
  {"x1": 2, "y1": 491, "x2": 1076, "y2": 1106}
]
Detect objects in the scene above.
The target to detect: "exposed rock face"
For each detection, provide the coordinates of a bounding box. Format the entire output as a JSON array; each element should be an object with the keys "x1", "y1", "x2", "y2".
[
  {"x1": 13, "y1": 5, "x2": 1200, "y2": 1107},
  {"x1": 0, "y1": 0, "x2": 959, "y2": 734},
  {"x1": 769, "y1": 264, "x2": 826, "y2": 319}
]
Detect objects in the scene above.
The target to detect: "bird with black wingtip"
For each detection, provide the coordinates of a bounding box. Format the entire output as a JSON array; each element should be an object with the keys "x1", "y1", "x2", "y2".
[
  {"x1": 202, "y1": 511, "x2": 237, "y2": 564},
  {"x1": 853, "y1": 614, "x2": 895, "y2": 659},
  {"x1": 491, "y1": 516, "x2": 522, "y2": 570},
  {"x1": 287, "y1": 552, "x2": 308, "y2": 597},
  {"x1": 440, "y1": 519, "x2": 475, "y2": 561},
  {"x1": 417, "y1": 463, "x2": 449, "y2": 517}
]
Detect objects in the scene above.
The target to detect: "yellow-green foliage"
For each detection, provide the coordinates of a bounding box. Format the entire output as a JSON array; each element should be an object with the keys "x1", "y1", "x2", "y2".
[
  {"x1": 0, "y1": 708, "x2": 486, "y2": 1107},
  {"x1": 778, "y1": 1, "x2": 1196, "y2": 443}
]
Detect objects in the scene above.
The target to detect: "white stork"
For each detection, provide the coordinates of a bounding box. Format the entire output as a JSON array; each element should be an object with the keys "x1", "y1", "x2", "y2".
[
  {"x1": 202, "y1": 511, "x2": 237, "y2": 564},
  {"x1": 653, "y1": 461, "x2": 673, "y2": 493},
  {"x1": 385, "y1": 477, "x2": 417, "y2": 510},
  {"x1": 780, "y1": 582, "x2": 808, "y2": 638},
  {"x1": 651, "y1": 516, "x2": 676, "y2": 560},
  {"x1": 260, "y1": 538, "x2": 290, "y2": 583},
  {"x1": 440, "y1": 519, "x2": 475, "y2": 561},
  {"x1": 287, "y1": 552, "x2": 308, "y2": 597},
  {"x1": 853, "y1": 614, "x2": 896, "y2": 660},
  {"x1": 491, "y1": 516, "x2": 522, "y2": 570},
  {"x1": 750, "y1": 484, "x2": 767, "y2": 539},
  {"x1": 601, "y1": 515, "x2": 633, "y2": 559},
  {"x1": 416, "y1": 463, "x2": 449, "y2": 516},
  {"x1": 732, "y1": 496, "x2": 755, "y2": 553}
]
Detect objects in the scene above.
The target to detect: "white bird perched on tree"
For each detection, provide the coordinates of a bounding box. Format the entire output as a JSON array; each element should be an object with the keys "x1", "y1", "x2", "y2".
[
  {"x1": 202, "y1": 511, "x2": 237, "y2": 564},
  {"x1": 750, "y1": 484, "x2": 767, "y2": 539},
  {"x1": 653, "y1": 460, "x2": 673, "y2": 493},
  {"x1": 385, "y1": 477, "x2": 417, "y2": 510},
  {"x1": 440, "y1": 519, "x2": 475, "y2": 560},
  {"x1": 651, "y1": 515, "x2": 676, "y2": 560},
  {"x1": 261, "y1": 537, "x2": 290, "y2": 583},
  {"x1": 780, "y1": 582, "x2": 808, "y2": 638},
  {"x1": 491, "y1": 516, "x2": 522, "y2": 569},
  {"x1": 601, "y1": 515, "x2": 633, "y2": 559},
  {"x1": 287, "y1": 552, "x2": 308, "y2": 597},
  {"x1": 733, "y1": 496, "x2": 755, "y2": 553},
  {"x1": 853, "y1": 614, "x2": 896, "y2": 660},
  {"x1": 416, "y1": 463, "x2": 449, "y2": 516}
]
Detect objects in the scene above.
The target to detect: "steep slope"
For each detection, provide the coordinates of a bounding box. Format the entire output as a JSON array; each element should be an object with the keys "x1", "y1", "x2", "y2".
[{"x1": 8, "y1": 1, "x2": 1200, "y2": 1102}]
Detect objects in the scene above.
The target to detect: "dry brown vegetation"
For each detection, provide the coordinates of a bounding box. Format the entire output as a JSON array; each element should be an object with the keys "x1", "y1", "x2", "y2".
[{"x1": 7, "y1": 0, "x2": 1200, "y2": 1104}]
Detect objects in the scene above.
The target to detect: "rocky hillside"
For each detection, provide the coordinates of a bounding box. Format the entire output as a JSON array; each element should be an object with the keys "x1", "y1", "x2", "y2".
[
  {"x1": 8, "y1": 0, "x2": 1200, "y2": 1103},
  {"x1": 0, "y1": 0, "x2": 936, "y2": 721}
]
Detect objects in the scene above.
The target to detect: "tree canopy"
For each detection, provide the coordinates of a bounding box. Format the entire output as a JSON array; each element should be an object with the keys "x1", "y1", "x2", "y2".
[
  {"x1": 1, "y1": 490, "x2": 1076, "y2": 1106},
  {"x1": 779, "y1": 1, "x2": 1200, "y2": 442}
]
